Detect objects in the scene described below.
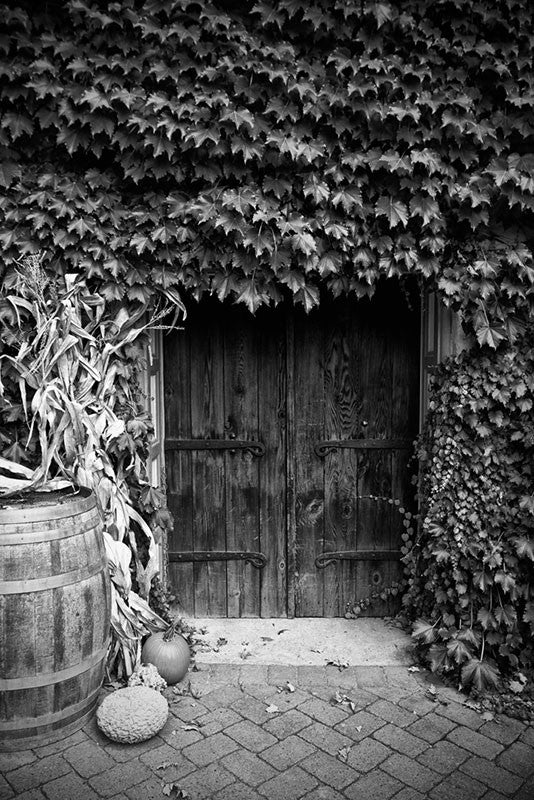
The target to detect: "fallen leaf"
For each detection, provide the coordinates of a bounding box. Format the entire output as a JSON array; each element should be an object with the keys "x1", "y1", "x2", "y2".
[
  {"x1": 509, "y1": 680, "x2": 525, "y2": 694},
  {"x1": 217, "y1": 637, "x2": 227, "y2": 647},
  {"x1": 286, "y1": 682, "x2": 296, "y2": 693},
  {"x1": 239, "y1": 648, "x2": 251, "y2": 660},
  {"x1": 277, "y1": 629, "x2": 289, "y2": 635},
  {"x1": 162, "y1": 782, "x2": 189, "y2": 797},
  {"x1": 327, "y1": 658, "x2": 349, "y2": 671},
  {"x1": 104, "y1": 679, "x2": 124, "y2": 689},
  {"x1": 311, "y1": 647, "x2": 324, "y2": 653},
  {"x1": 261, "y1": 636, "x2": 274, "y2": 642},
  {"x1": 464, "y1": 700, "x2": 481, "y2": 711},
  {"x1": 355, "y1": 725, "x2": 362, "y2": 733},
  {"x1": 188, "y1": 682, "x2": 203, "y2": 699},
  {"x1": 265, "y1": 704, "x2": 279, "y2": 713},
  {"x1": 156, "y1": 762, "x2": 175, "y2": 770},
  {"x1": 181, "y1": 724, "x2": 201, "y2": 732},
  {"x1": 481, "y1": 711, "x2": 495, "y2": 722},
  {"x1": 331, "y1": 692, "x2": 357, "y2": 712},
  {"x1": 338, "y1": 746, "x2": 351, "y2": 763},
  {"x1": 407, "y1": 665, "x2": 421, "y2": 673}
]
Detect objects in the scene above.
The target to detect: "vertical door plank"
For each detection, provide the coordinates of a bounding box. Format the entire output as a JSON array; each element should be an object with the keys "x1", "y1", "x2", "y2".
[
  {"x1": 389, "y1": 290, "x2": 420, "y2": 610},
  {"x1": 259, "y1": 309, "x2": 287, "y2": 617},
  {"x1": 190, "y1": 305, "x2": 227, "y2": 616},
  {"x1": 323, "y1": 300, "x2": 361, "y2": 616},
  {"x1": 293, "y1": 309, "x2": 325, "y2": 616},
  {"x1": 356, "y1": 293, "x2": 394, "y2": 615},
  {"x1": 164, "y1": 327, "x2": 195, "y2": 614},
  {"x1": 224, "y1": 310, "x2": 261, "y2": 617}
]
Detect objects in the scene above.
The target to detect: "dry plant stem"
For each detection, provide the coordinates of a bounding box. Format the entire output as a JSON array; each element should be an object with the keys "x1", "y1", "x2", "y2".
[{"x1": 0, "y1": 255, "x2": 183, "y2": 678}]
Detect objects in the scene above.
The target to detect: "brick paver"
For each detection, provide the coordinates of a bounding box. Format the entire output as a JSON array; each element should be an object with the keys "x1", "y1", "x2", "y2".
[
  {"x1": 5, "y1": 756, "x2": 71, "y2": 794},
  {"x1": 495, "y1": 740, "x2": 534, "y2": 778},
  {"x1": 374, "y1": 722, "x2": 429, "y2": 756},
  {"x1": 299, "y1": 750, "x2": 360, "y2": 789},
  {"x1": 225, "y1": 719, "x2": 277, "y2": 752},
  {"x1": 429, "y1": 770, "x2": 488, "y2": 800},
  {"x1": 446, "y1": 725, "x2": 504, "y2": 758},
  {"x1": 367, "y1": 698, "x2": 419, "y2": 728},
  {"x1": 297, "y1": 697, "x2": 348, "y2": 726},
  {"x1": 299, "y1": 720, "x2": 353, "y2": 755},
  {"x1": 88, "y1": 761, "x2": 149, "y2": 798},
  {"x1": 346, "y1": 737, "x2": 390, "y2": 772},
  {"x1": 261, "y1": 734, "x2": 317, "y2": 770},
  {"x1": 42, "y1": 773, "x2": 100, "y2": 800},
  {"x1": 407, "y1": 711, "x2": 457, "y2": 742},
  {"x1": 221, "y1": 748, "x2": 277, "y2": 786},
  {"x1": 181, "y1": 731, "x2": 238, "y2": 766},
  {"x1": 416, "y1": 739, "x2": 471, "y2": 774},
  {"x1": 258, "y1": 764, "x2": 318, "y2": 800},
  {"x1": 262, "y1": 708, "x2": 311, "y2": 738},
  {"x1": 381, "y1": 751, "x2": 442, "y2": 793},
  {"x1": 343, "y1": 769, "x2": 403, "y2": 800},
  {"x1": 176, "y1": 762, "x2": 236, "y2": 800},
  {"x1": 459, "y1": 754, "x2": 524, "y2": 795},
  {"x1": 63, "y1": 741, "x2": 115, "y2": 778},
  {"x1": 1, "y1": 663, "x2": 533, "y2": 800}
]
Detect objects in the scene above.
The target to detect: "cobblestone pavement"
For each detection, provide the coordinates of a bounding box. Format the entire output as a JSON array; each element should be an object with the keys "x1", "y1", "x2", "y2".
[{"x1": 1, "y1": 664, "x2": 533, "y2": 800}]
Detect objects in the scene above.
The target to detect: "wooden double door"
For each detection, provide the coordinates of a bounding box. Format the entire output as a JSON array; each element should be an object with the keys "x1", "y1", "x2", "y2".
[{"x1": 164, "y1": 282, "x2": 419, "y2": 617}]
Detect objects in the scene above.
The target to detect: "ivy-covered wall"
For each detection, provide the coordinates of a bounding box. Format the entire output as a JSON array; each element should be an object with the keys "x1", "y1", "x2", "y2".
[
  {"x1": 1, "y1": 0, "x2": 533, "y2": 345},
  {"x1": 406, "y1": 341, "x2": 534, "y2": 687},
  {"x1": 1, "y1": 0, "x2": 534, "y2": 682}
]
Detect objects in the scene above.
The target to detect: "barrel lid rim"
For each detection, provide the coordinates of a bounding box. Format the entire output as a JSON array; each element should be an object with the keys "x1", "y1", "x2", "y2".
[{"x1": 0, "y1": 486, "x2": 97, "y2": 521}]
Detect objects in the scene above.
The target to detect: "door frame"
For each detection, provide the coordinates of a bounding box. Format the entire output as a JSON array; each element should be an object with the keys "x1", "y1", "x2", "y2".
[{"x1": 146, "y1": 288, "x2": 465, "y2": 599}]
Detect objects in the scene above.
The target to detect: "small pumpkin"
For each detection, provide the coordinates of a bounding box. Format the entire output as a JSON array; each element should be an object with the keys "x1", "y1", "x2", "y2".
[{"x1": 141, "y1": 621, "x2": 190, "y2": 685}]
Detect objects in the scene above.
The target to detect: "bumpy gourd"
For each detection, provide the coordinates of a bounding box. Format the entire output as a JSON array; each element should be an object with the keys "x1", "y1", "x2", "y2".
[{"x1": 96, "y1": 686, "x2": 168, "y2": 743}]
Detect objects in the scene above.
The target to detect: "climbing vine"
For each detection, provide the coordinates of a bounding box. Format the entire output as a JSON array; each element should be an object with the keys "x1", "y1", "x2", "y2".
[
  {"x1": 0, "y1": 0, "x2": 533, "y2": 343},
  {"x1": 1, "y1": 0, "x2": 534, "y2": 684},
  {"x1": 405, "y1": 341, "x2": 534, "y2": 688}
]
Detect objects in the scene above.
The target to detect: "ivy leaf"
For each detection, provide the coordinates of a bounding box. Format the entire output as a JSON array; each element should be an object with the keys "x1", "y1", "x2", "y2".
[
  {"x1": 412, "y1": 619, "x2": 438, "y2": 645},
  {"x1": 303, "y1": 176, "x2": 330, "y2": 204},
  {"x1": 375, "y1": 197, "x2": 408, "y2": 228},
  {"x1": 494, "y1": 604, "x2": 516, "y2": 627},
  {"x1": 130, "y1": 234, "x2": 156, "y2": 255},
  {"x1": 474, "y1": 319, "x2": 507, "y2": 349},
  {"x1": 494, "y1": 571, "x2": 515, "y2": 594},
  {"x1": 523, "y1": 603, "x2": 534, "y2": 628},
  {"x1": 331, "y1": 188, "x2": 362, "y2": 212},
  {"x1": 294, "y1": 284, "x2": 320, "y2": 312},
  {"x1": 0, "y1": 161, "x2": 20, "y2": 187},
  {"x1": 409, "y1": 195, "x2": 440, "y2": 225},
  {"x1": 81, "y1": 87, "x2": 112, "y2": 111},
  {"x1": 371, "y1": 2, "x2": 394, "y2": 28},
  {"x1": 237, "y1": 280, "x2": 263, "y2": 313},
  {"x1": 428, "y1": 644, "x2": 449, "y2": 671},
  {"x1": 220, "y1": 107, "x2": 255, "y2": 131},
  {"x1": 2, "y1": 112, "x2": 33, "y2": 139},
  {"x1": 477, "y1": 607, "x2": 496, "y2": 629},
  {"x1": 473, "y1": 571, "x2": 493, "y2": 591},
  {"x1": 461, "y1": 659, "x2": 500, "y2": 691},
  {"x1": 291, "y1": 232, "x2": 316, "y2": 255}
]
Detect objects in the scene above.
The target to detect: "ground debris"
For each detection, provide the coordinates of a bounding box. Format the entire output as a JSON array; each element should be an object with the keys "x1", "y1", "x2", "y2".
[{"x1": 331, "y1": 690, "x2": 356, "y2": 712}]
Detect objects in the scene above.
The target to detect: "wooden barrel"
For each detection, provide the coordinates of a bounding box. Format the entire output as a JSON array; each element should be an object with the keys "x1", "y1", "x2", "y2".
[{"x1": 0, "y1": 488, "x2": 111, "y2": 750}]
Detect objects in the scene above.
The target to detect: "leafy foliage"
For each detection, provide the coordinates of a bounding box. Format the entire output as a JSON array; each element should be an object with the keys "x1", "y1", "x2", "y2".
[
  {"x1": 404, "y1": 341, "x2": 534, "y2": 687},
  {"x1": 0, "y1": 0, "x2": 533, "y2": 342},
  {"x1": 0, "y1": 255, "x2": 183, "y2": 677}
]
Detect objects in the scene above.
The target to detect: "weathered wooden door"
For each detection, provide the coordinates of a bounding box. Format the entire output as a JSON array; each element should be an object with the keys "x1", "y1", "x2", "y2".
[{"x1": 164, "y1": 282, "x2": 419, "y2": 617}]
